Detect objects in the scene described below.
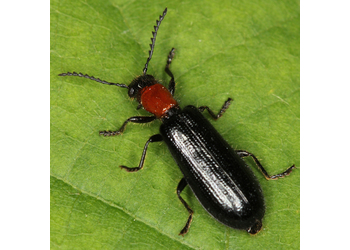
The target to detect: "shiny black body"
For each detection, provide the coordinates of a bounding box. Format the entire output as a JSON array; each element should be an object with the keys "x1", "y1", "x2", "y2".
[{"x1": 161, "y1": 105, "x2": 264, "y2": 231}]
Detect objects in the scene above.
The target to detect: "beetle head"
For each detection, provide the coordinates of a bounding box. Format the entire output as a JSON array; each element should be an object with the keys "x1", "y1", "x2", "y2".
[{"x1": 128, "y1": 74, "x2": 157, "y2": 100}]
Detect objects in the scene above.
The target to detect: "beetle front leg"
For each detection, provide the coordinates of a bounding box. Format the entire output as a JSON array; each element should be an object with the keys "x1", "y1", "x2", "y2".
[
  {"x1": 99, "y1": 116, "x2": 156, "y2": 136},
  {"x1": 198, "y1": 98, "x2": 233, "y2": 120},
  {"x1": 120, "y1": 134, "x2": 163, "y2": 172},
  {"x1": 177, "y1": 177, "x2": 194, "y2": 236},
  {"x1": 235, "y1": 150, "x2": 296, "y2": 180}
]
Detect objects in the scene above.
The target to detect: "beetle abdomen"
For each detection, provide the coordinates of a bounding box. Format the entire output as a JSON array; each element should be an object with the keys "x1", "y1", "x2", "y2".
[{"x1": 160, "y1": 105, "x2": 265, "y2": 231}]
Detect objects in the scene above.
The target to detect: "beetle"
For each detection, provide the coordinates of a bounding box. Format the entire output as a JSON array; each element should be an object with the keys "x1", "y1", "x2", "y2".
[{"x1": 59, "y1": 8, "x2": 295, "y2": 236}]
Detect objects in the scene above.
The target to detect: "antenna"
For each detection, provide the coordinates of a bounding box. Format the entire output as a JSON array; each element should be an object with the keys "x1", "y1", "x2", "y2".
[
  {"x1": 58, "y1": 72, "x2": 128, "y2": 88},
  {"x1": 142, "y1": 8, "x2": 168, "y2": 75}
]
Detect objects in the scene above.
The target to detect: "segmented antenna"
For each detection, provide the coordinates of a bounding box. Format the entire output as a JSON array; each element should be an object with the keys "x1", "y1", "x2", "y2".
[
  {"x1": 142, "y1": 8, "x2": 168, "y2": 75},
  {"x1": 58, "y1": 72, "x2": 128, "y2": 88}
]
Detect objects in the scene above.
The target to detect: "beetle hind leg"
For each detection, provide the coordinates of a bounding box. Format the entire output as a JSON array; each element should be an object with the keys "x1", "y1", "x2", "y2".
[
  {"x1": 177, "y1": 178, "x2": 194, "y2": 236},
  {"x1": 235, "y1": 150, "x2": 296, "y2": 180}
]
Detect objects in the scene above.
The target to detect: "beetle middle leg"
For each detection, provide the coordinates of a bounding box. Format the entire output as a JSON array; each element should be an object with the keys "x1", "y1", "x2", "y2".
[
  {"x1": 99, "y1": 116, "x2": 156, "y2": 136},
  {"x1": 120, "y1": 134, "x2": 163, "y2": 172},
  {"x1": 198, "y1": 98, "x2": 233, "y2": 120},
  {"x1": 177, "y1": 177, "x2": 194, "y2": 236},
  {"x1": 165, "y1": 48, "x2": 176, "y2": 96},
  {"x1": 235, "y1": 150, "x2": 296, "y2": 180}
]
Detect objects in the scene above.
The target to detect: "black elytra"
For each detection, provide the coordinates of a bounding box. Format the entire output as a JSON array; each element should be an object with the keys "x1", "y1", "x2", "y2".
[{"x1": 59, "y1": 8, "x2": 296, "y2": 236}]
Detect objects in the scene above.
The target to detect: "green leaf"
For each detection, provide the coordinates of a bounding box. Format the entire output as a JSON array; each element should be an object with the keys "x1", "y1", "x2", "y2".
[{"x1": 51, "y1": 0, "x2": 299, "y2": 249}]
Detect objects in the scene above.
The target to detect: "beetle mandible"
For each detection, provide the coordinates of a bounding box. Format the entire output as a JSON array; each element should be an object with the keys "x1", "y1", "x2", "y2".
[{"x1": 59, "y1": 8, "x2": 295, "y2": 236}]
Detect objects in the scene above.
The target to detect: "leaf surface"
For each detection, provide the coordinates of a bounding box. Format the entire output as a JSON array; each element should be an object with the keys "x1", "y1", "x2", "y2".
[{"x1": 51, "y1": 0, "x2": 300, "y2": 249}]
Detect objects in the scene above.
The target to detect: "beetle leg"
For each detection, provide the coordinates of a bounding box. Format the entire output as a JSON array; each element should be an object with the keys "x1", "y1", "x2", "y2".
[
  {"x1": 177, "y1": 177, "x2": 194, "y2": 236},
  {"x1": 120, "y1": 134, "x2": 163, "y2": 172},
  {"x1": 99, "y1": 116, "x2": 156, "y2": 136},
  {"x1": 235, "y1": 150, "x2": 296, "y2": 180},
  {"x1": 165, "y1": 48, "x2": 176, "y2": 96},
  {"x1": 198, "y1": 98, "x2": 233, "y2": 120}
]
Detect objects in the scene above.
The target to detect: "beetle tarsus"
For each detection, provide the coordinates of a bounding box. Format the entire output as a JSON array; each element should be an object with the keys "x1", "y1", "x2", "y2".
[
  {"x1": 99, "y1": 130, "x2": 121, "y2": 136},
  {"x1": 268, "y1": 164, "x2": 296, "y2": 180}
]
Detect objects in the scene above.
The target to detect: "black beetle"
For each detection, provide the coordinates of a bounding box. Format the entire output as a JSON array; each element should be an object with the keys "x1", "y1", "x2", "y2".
[{"x1": 59, "y1": 8, "x2": 295, "y2": 236}]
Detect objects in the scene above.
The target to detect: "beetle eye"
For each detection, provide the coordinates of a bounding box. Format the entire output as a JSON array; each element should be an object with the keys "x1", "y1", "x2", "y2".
[{"x1": 128, "y1": 87, "x2": 135, "y2": 97}]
